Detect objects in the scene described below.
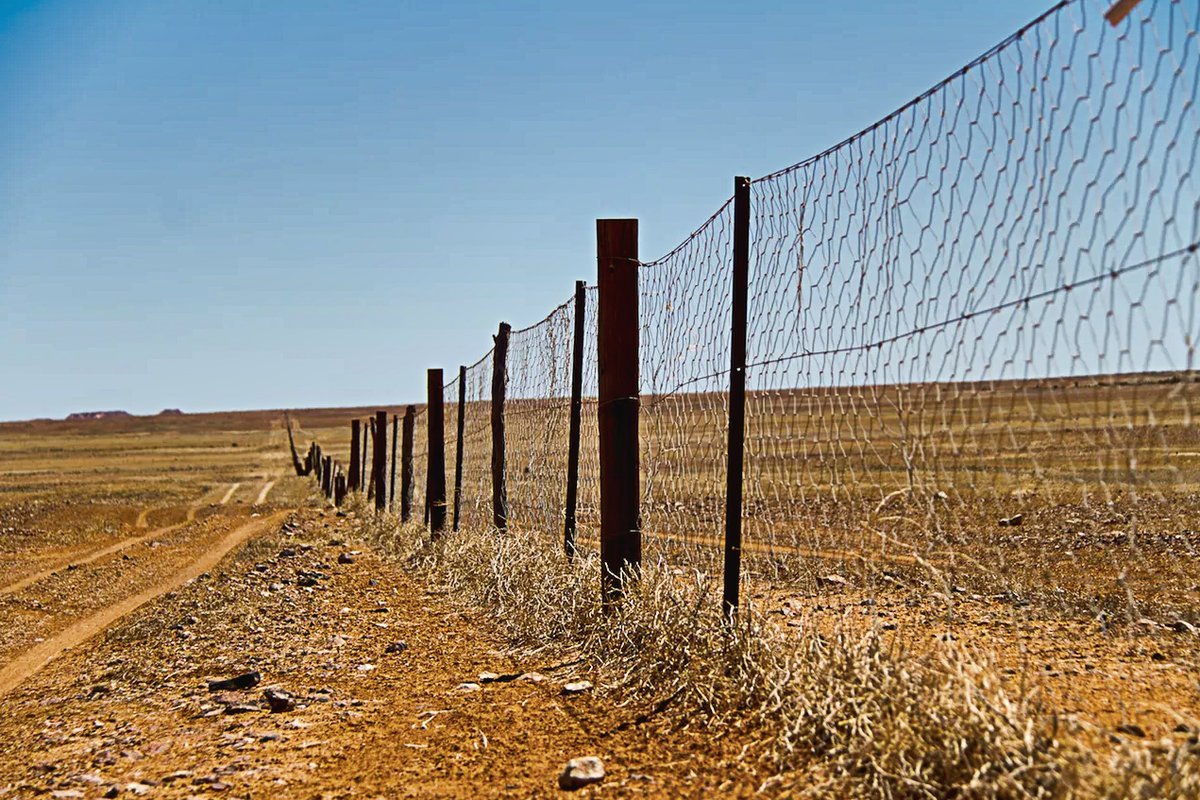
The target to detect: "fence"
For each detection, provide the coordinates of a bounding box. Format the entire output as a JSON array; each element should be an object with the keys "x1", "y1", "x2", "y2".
[{"x1": 298, "y1": 0, "x2": 1200, "y2": 623}]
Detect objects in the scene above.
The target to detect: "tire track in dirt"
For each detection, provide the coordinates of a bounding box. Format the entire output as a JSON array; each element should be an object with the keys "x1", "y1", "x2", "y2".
[
  {"x1": 0, "y1": 522, "x2": 186, "y2": 597},
  {"x1": 135, "y1": 507, "x2": 152, "y2": 529},
  {"x1": 0, "y1": 511, "x2": 290, "y2": 697},
  {"x1": 219, "y1": 483, "x2": 241, "y2": 505},
  {"x1": 255, "y1": 479, "x2": 276, "y2": 505}
]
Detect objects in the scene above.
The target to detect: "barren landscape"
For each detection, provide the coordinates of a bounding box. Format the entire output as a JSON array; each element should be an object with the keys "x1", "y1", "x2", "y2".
[{"x1": 0, "y1": 400, "x2": 1198, "y2": 798}]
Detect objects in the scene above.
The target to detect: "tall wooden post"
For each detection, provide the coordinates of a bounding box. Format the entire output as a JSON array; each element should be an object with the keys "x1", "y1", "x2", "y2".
[
  {"x1": 361, "y1": 419, "x2": 370, "y2": 494},
  {"x1": 322, "y1": 456, "x2": 333, "y2": 498},
  {"x1": 597, "y1": 219, "x2": 640, "y2": 600},
  {"x1": 724, "y1": 177, "x2": 751, "y2": 618},
  {"x1": 453, "y1": 365, "x2": 467, "y2": 532},
  {"x1": 427, "y1": 369, "x2": 447, "y2": 535},
  {"x1": 373, "y1": 410, "x2": 387, "y2": 512},
  {"x1": 366, "y1": 418, "x2": 375, "y2": 502},
  {"x1": 348, "y1": 420, "x2": 361, "y2": 492},
  {"x1": 491, "y1": 323, "x2": 511, "y2": 532},
  {"x1": 564, "y1": 279, "x2": 587, "y2": 559},
  {"x1": 389, "y1": 414, "x2": 399, "y2": 510},
  {"x1": 401, "y1": 405, "x2": 415, "y2": 522}
]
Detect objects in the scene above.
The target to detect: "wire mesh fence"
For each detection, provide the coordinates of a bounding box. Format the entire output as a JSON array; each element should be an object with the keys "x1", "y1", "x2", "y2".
[
  {"x1": 735, "y1": 0, "x2": 1200, "y2": 619},
  {"x1": 307, "y1": 0, "x2": 1200, "y2": 623}
]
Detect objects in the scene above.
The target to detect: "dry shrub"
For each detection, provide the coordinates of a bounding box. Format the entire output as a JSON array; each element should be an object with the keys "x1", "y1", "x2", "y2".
[{"x1": 361, "y1": 517, "x2": 1200, "y2": 799}]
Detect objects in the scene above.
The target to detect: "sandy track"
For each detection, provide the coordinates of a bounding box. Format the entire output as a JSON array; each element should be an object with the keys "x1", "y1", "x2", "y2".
[
  {"x1": 135, "y1": 507, "x2": 152, "y2": 529},
  {"x1": 0, "y1": 522, "x2": 185, "y2": 597},
  {"x1": 0, "y1": 511, "x2": 289, "y2": 697},
  {"x1": 219, "y1": 482, "x2": 241, "y2": 505},
  {"x1": 255, "y1": 479, "x2": 276, "y2": 505}
]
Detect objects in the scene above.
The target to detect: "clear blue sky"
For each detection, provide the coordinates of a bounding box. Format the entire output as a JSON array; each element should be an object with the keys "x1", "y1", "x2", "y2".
[{"x1": 0, "y1": 0, "x2": 1053, "y2": 421}]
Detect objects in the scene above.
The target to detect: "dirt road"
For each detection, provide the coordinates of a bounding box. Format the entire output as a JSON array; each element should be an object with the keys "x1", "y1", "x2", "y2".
[
  {"x1": 0, "y1": 512, "x2": 288, "y2": 696},
  {"x1": 0, "y1": 509, "x2": 763, "y2": 797}
]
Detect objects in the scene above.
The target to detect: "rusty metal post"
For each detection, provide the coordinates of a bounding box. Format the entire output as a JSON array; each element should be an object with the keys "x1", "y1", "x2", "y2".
[
  {"x1": 724, "y1": 177, "x2": 751, "y2": 618},
  {"x1": 348, "y1": 420, "x2": 361, "y2": 492},
  {"x1": 564, "y1": 279, "x2": 587, "y2": 559},
  {"x1": 597, "y1": 219, "x2": 640, "y2": 601},
  {"x1": 373, "y1": 410, "x2": 387, "y2": 512},
  {"x1": 427, "y1": 369, "x2": 447, "y2": 535},
  {"x1": 491, "y1": 322, "x2": 511, "y2": 531},
  {"x1": 401, "y1": 405, "x2": 415, "y2": 522},
  {"x1": 453, "y1": 365, "x2": 466, "y2": 532}
]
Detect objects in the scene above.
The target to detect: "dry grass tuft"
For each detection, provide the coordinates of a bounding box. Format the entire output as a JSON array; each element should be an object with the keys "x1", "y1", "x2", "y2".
[{"x1": 361, "y1": 517, "x2": 1200, "y2": 798}]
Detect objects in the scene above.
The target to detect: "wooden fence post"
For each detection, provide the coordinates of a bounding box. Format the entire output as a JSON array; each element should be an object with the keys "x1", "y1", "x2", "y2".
[
  {"x1": 285, "y1": 413, "x2": 306, "y2": 476},
  {"x1": 564, "y1": 279, "x2": 587, "y2": 559},
  {"x1": 348, "y1": 420, "x2": 361, "y2": 492},
  {"x1": 373, "y1": 410, "x2": 387, "y2": 512},
  {"x1": 597, "y1": 219, "x2": 640, "y2": 601},
  {"x1": 401, "y1": 405, "x2": 415, "y2": 522},
  {"x1": 362, "y1": 419, "x2": 372, "y2": 501},
  {"x1": 428, "y1": 369, "x2": 448, "y2": 535},
  {"x1": 390, "y1": 414, "x2": 399, "y2": 510},
  {"x1": 453, "y1": 365, "x2": 466, "y2": 532},
  {"x1": 491, "y1": 322, "x2": 511, "y2": 531},
  {"x1": 724, "y1": 176, "x2": 751, "y2": 618},
  {"x1": 322, "y1": 456, "x2": 333, "y2": 499},
  {"x1": 335, "y1": 468, "x2": 347, "y2": 507},
  {"x1": 361, "y1": 419, "x2": 370, "y2": 494}
]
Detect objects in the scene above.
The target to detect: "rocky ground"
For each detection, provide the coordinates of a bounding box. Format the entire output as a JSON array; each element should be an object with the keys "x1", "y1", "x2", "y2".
[{"x1": 0, "y1": 507, "x2": 768, "y2": 798}]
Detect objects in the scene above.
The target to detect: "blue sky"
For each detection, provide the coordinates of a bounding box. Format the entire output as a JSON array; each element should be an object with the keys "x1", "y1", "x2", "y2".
[{"x1": 0, "y1": 0, "x2": 1054, "y2": 421}]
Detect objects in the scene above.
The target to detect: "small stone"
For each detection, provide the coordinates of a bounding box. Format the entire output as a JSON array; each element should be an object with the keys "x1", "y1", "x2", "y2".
[
  {"x1": 816, "y1": 574, "x2": 848, "y2": 587},
  {"x1": 262, "y1": 688, "x2": 296, "y2": 713},
  {"x1": 51, "y1": 791, "x2": 83, "y2": 799},
  {"x1": 999, "y1": 514, "x2": 1024, "y2": 527},
  {"x1": 279, "y1": 548, "x2": 297, "y2": 557},
  {"x1": 519, "y1": 672, "x2": 545, "y2": 683},
  {"x1": 223, "y1": 703, "x2": 260, "y2": 714},
  {"x1": 384, "y1": 641, "x2": 408, "y2": 654},
  {"x1": 455, "y1": 682, "x2": 482, "y2": 693},
  {"x1": 562, "y1": 681, "x2": 593, "y2": 695},
  {"x1": 1172, "y1": 620, "x2": 1197, "y2": 634},
  {"x1": 558, "y1": 756, "x2": 605, "y2": 790},
  {"x1": 103, "y1": 788, "x2": 119, "y2": 799},
  {"x1": 478, "y1": 672, "x2": 501, "y2": 683},
  {"x1": 126, "y1": 784, "x2": 152, "y2": 797},
  {"x1": 356, "y1": 664, "x2": 375, "y2": 673},
  {"x1": 297, "y1": 575, "x2": 318, "y2": 587},
  {"x1": 337, "y1": 552, "x2": 355, "y2": 565},
  {"x1": 207, "y1": 672, "x2": 260, "y2": 692},
  {"x1": 1116, "y1": 723, "x2": 1147, "y2": 738},
  {"x1": 160, "y1": 770, "x2": 192, "y2": 783}
]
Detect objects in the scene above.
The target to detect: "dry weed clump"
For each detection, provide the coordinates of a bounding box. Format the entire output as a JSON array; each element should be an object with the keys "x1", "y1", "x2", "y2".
[{"x1": 359, "y1": 517, "x2": 1200, "y2": 798}]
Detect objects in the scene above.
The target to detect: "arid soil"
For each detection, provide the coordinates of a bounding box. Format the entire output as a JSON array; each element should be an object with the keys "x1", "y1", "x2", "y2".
[
  {"x1": 3, "y1": 408, "x2": 1200, "y2": 797},
  {"x1": 0, "y1": 508, "x2": 764, "y2": 798},
  {"x1": 0, "y1": 411, "x2": 768, "y2": 797}
]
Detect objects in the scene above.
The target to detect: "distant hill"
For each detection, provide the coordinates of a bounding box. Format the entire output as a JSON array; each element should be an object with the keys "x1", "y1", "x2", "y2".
[
  {"x1": 158, "y1": 408, "x2": 184, "y2": 416},
  {"x1": 65, "y1": 411, "x2": 132, "y2": 421}
]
